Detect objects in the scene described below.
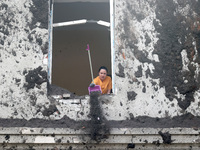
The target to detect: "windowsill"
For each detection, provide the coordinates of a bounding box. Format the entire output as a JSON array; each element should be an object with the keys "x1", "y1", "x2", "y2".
[{"x1": 53, "y1": 93, "x2": 114, "y2": 105}]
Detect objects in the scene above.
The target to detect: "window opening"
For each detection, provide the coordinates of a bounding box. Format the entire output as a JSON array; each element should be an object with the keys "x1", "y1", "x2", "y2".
[{"x1": 48, "y1": 0, "x2": 114, "y2": 96}]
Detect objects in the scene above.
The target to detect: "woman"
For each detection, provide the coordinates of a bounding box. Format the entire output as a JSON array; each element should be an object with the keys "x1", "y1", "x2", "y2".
[{"x1": 90, "y1": 66, "x2": 112, "y2": 94}]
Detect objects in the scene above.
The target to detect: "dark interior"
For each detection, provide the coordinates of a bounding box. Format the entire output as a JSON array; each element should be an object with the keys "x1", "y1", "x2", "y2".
[{"x1": 52, "y1": 2, "x2": 111, "y2": 95}]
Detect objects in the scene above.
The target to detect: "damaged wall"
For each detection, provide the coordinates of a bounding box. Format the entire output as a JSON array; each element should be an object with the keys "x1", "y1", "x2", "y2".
[
  {"x1": 113, "y1": 0, "x2": 200, "y2": 119},
  {"x1": 0, "y1": 0, "x2": 50, "y2": 120},
  {"x1": 0, "y1": 0, "x2": 200, "y2": 131}
]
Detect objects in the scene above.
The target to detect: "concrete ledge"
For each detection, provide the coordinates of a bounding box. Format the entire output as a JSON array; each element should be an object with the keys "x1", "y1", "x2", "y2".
[
  {"x1": 0, "y1": 127, "x2": 199, "y2": 149},
  {"x1": 0, "y1": 127, "x2": 199, "y2": 135}
]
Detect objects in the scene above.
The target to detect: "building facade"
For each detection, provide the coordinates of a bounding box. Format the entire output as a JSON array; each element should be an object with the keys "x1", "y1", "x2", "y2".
[{"x1": 0, "y1": 0, "x2": 200, "y2": 149}]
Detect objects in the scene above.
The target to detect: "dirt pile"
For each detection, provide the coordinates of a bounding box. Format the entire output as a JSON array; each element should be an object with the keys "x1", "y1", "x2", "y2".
[
  {"x1": 158, "y1": 131, "x2": 172, "y2": 144},
  {"x1": 88, "y1": 91, "x2": 110, "y2": 142}
]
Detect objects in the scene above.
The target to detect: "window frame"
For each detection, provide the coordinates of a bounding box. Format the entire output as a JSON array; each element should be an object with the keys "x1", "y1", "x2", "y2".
[{"x1": 47, "y1": 0, "x2": 115, "y2": 94}]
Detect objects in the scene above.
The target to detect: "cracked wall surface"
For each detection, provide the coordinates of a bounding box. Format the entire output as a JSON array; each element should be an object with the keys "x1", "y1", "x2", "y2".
[{"x1": 0, "y1": 0, "x2": 200, "y2": 128}]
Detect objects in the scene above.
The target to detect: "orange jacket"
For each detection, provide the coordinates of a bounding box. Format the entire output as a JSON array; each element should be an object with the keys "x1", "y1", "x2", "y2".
[{"x1": 93, "y1": 76, "x2": 112, "y2": 94}]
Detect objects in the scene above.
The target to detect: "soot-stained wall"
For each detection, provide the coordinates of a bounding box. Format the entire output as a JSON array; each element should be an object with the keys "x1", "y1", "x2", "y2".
[
  {"x1": 113, "y1": 0, "x2": 200, "y2": 119},
  {"x1": 0, "y1": 0, "x2": 200, "y2": 128},
  {"x1": 0, "y1": 0, "x2": 50, "y2": 120}
]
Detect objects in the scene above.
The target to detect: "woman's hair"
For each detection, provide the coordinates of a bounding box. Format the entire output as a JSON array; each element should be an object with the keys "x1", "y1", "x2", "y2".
[{"x1": 98, "y1": 66, "x2": 108, "y2": 73}]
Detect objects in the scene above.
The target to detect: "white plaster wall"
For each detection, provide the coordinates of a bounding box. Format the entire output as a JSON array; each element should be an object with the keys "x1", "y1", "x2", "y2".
[{"x1": 0, "y1": 0, "x2": 49, "y2": 120}]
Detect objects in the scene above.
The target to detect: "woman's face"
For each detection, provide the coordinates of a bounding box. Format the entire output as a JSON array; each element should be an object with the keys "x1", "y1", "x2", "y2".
[{"x1": 99, "y1": 69, "x2": 107, "y2": 81}]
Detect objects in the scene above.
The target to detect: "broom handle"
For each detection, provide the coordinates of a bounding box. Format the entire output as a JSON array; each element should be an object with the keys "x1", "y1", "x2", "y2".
[{"x1": 88, "y1": 50, "x2": 94, "y2": 83}]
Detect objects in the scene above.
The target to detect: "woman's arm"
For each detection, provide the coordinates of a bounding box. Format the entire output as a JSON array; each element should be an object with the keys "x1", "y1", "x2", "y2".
[
  {"x1": 107, "y1": 76, "x2": 112, "y2": 94},
  {"x1": 107, "y1": 89, "x2": 111, "y2": 94}
]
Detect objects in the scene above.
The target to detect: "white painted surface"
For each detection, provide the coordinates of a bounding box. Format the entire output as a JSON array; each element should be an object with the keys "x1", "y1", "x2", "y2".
[{"x1": 34, "y1": 136, "x2": 55, "y2": 143}]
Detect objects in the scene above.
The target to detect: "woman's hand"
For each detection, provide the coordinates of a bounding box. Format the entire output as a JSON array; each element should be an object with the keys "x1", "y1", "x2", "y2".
[{"x1": 89, "y1": 83, "x2": 95, "y2": 87}]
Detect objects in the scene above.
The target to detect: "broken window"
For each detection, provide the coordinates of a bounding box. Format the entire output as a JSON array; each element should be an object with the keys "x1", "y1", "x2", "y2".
[{"x1": 48, "y1": 0, "x2": 114, "y2": 96}]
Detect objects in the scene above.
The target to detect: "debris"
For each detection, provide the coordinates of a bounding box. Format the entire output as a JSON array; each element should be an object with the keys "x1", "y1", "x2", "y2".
[
  {"x1": 42, "y1": 105, "x2": 59, "y2": 116},
  {"x1": 51, "y1": 95, "x2": 62, "y2": 99},
  {"x1": 63, "y1": 94, "x2": 70, "y2": 99},
  {"x1": 127, "y1": 143, "x2": 135, "y2": 148},
  {"x1": 158, "y1": 131, "x2": 172, "y2": 144},
  {"x1": 152, "y1": 140, "x2": 160, "y2": 146},
  {"x1": 88, "y1": 91, "x2": 110, "y2": 141}
]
